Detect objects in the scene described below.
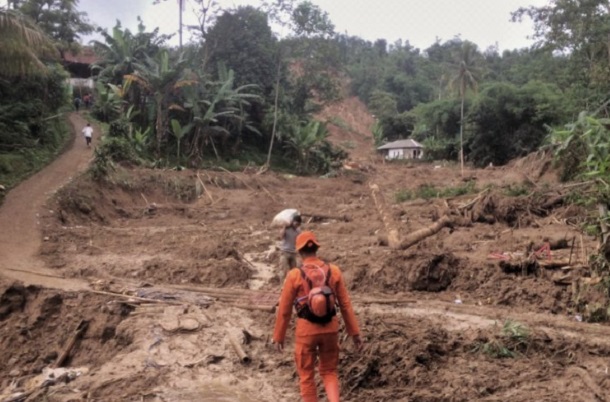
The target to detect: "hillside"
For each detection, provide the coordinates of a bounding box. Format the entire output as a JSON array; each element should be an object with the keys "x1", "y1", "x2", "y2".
[{"x1": 317, "y1": 95, "x2": 376, "y2": 162}]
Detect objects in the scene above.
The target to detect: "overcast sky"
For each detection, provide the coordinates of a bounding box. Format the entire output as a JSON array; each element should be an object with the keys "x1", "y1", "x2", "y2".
[{"x1": 78, "y1": 0, "x2": 548, "y2": 51}]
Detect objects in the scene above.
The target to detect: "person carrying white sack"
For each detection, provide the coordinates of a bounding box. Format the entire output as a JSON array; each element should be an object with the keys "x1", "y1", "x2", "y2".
[{"x1": 278, "y1": 213, "x2": 302, "y2": 275}]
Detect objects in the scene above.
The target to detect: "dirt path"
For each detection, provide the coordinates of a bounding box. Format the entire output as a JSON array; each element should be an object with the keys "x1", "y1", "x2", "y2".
[{"x1": 0, "y1": 113, "x2": 98, "y2": 291}]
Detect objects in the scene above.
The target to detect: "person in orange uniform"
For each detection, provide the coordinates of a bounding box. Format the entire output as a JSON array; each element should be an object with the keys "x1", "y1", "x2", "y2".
[{"x1": 273, "y1": 231, "x2": 363, "y2": 402}]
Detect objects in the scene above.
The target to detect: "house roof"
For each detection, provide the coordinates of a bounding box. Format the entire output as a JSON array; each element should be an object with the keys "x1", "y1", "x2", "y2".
[
  {"x1": 62, "y1": 48, "x2": 99, "y2": 65},
  {"x1": 377, "y1": 139, "x2": 424, "y2": 150}
]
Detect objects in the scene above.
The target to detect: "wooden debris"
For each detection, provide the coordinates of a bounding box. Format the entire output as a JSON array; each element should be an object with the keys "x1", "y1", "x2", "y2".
[
  {"x1": 301, "y1": 212, "x2": 350, "y2": 222},
  {"x1": 88, "y1": 290, "x2": 185, "y2": 305},
  {"x1": 228, "y1": 332, "x2": 251, "y2": 364},
  {"x1": 196, "y1": 173, "x2": 214, "y2": 203},
  {"x1": 399, "y1": 215, "x2": 453, "y2": 250},
  {"x1": 369, "y1": 183, "x2": 401, "y2": 249},
  {"x1": 218, "y1": 166, "x2": 255, "y2": 191},
  {"x1": 53, "y1": 320, "x2": 89, "y2": 368}
]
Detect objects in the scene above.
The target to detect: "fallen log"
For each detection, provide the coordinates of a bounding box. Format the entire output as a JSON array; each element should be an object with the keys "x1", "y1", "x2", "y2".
[
  {"x1": 53, "y1": 320, "x2": 89, "y2": 368},
  {"x1": 399, "y1": 215, "x2": 453, "y2": 250},
  {"x1": 88, "y1": 290, "x2": 186, "y2": 305},
  {"x1": 369, "y1": 183, "x2": 401, "y2": 248},
  {"x1": 228, "y1": 332, "x2": 251, "y2": 364}
]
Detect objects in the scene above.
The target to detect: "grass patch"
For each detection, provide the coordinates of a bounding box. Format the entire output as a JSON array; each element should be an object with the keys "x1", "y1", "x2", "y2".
[
  {"x1": 0, "y1": 118, "x2": 72, "y2": 205},
  {"x1": 473, "y1": 320, "x2": 530, "y2": 359},
  {"x1": 395, "y1": 181, "x2": 477, "y2": 202},
  {"x1": 503, "y1": 184, "x2": 531, "y2": 197}
]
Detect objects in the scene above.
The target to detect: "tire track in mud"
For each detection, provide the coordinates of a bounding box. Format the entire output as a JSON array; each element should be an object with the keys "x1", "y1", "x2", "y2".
[{"x1": 0, "y1": 112, "x2": 97, "y2": 291}]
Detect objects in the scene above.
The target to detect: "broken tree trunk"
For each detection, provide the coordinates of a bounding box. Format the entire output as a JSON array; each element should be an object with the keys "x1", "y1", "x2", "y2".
[
  {"x1": 399, "y1": 215, "x2": 453, "y2": 250},
  {"x1": 53, "y1": 320, "x2": 89, "y2": 368},
  {"x1": 369, "y1": 183, "x2": 401, "y2": 248},
  {"x1": 228, "y1": 332, "x2": 251, "y2": 364}
]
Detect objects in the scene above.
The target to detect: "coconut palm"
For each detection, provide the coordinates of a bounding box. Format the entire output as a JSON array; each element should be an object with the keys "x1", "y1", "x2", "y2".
[
  {"x1": 0, "y1": 9, "x2": 57, "y2": 77},
  {"x1": 449, "y1": 41, "x2": 482, "y2": 176}
]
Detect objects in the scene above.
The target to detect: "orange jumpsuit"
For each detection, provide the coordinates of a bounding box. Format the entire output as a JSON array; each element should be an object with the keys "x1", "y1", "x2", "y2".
[{"x1": 273, "y1": 256, "x2": 360, "y2": 402}]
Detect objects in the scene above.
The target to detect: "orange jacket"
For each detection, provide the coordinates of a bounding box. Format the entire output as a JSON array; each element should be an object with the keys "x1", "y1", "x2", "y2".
[{"x1": 273, "y1": 256, "x2": 360, "y2": 343}]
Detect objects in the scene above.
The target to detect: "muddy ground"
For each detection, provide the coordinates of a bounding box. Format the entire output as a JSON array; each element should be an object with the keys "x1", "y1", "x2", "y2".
[{"x1": 1, "y1": 108, "x2": 610, "y2": 401}]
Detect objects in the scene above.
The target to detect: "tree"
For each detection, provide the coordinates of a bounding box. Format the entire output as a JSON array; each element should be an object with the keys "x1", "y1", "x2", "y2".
[
  {"x1": 0, "y1": 9, "x2": 58, "y2": 77},
  {"x1": 91, "y1": 19, "x2": 170, "y2": 84},
  {"x1": 512, "y1": 0, "x2": 610, "y2": 108},
  {"x1": 467, "y1": 81, "x2": 564, "y2": 166},
  {"x1": 15, "y1": 0, "x2": 93, "y2": 56},
  {"x1": 183, "y1": 66, "x2": 261, "y2": 159},
  {"x1": 291, "y1": 1, "x2": 334, "y2": 38},
  {"x1": 205, "y1": 6, "x2": 278, "y2": 94},
  {"x1": 125, "y1": 50, "x2": 193, "y2": 155},
  {"x1": 448, "y1": 41, "x2": 482, "y2": 175},
  {"x1": 286, "y1": 120, "x2": 329, "y2": 173}
]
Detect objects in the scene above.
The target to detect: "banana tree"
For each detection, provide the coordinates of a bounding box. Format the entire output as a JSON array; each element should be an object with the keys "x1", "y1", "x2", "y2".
[
  {"x1": 554, "y1": 112, "x2": 610, "y2": 250},
  {"x1": 170, "y1": 118, "x2": 192, "y2": 161},
  {"x1": 185, "y1": 66, "x2": 260, "y2": 160},
  {"x1": 286, "y1": 120, "x2": 329, "y2": 173},
  {"x1": 125, "y1": 49, "x2": 195, "y2": 155}
]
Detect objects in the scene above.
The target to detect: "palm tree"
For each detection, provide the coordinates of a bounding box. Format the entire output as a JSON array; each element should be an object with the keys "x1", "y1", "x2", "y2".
[
  {"x1": 0, "y1": 9, "x2": 57, "y2": 77},
  {"x1": 449, "y1": 41, "x2": 482, "y2": 176}
]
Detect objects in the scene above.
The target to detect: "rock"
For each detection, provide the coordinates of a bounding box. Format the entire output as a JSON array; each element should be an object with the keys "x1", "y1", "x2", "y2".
[
  {"x1": 9, "y1": 369, "x2": 20, "y2": 377},
  {"x1": 0, "y1": 184, "x2": 5, "y2": 191},
  {"x1": 44, "y1": 236, "x2": 50, "y2": 241},
  {"x1": 7, "y1": 357, "x2": 18, "y2": 366}
]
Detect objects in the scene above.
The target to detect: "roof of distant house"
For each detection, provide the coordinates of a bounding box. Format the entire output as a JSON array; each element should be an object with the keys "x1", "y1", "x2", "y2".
[
  {"x1": 62, "y1": 47, "x2": 99, "y2": 65},
  {"x1": 377, "y1": 139, "x2": 424, "y2": 150}
]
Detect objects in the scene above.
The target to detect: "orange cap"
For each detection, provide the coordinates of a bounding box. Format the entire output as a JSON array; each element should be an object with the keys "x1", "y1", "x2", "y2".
[{"x1": 295, "y1": 231, "x2": 320, "y2": 251}]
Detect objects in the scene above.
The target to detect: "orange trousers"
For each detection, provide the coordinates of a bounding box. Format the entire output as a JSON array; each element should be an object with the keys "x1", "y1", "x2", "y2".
[{"x1": 294, "y1": 332, "x2": 340, "y2": 402}]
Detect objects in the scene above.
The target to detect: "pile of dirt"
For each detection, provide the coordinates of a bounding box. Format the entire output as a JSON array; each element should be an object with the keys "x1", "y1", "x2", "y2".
[
  {"x1": 340, "y1": 313, "x2": 607, "y2": 402},
  {"x1": 350, "y1": 252, "x2": 460, "y2": 293},
  {"x1": 0, "y1": 282, "x2": 132, "y2": 389}
]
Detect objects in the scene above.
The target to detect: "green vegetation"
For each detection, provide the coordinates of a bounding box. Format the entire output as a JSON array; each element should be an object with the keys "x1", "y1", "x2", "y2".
[{"x1": 474, "y1": 320, "x2": 530, "y2": 359}]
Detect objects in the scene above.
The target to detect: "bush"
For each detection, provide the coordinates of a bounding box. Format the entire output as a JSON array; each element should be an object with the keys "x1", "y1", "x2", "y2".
[
  {"x1": 108, "y1": 118, "x2": 130, "y2": 138},
  {"x1": 97, "y1": 137, "x2": 138, "y2": 164}
]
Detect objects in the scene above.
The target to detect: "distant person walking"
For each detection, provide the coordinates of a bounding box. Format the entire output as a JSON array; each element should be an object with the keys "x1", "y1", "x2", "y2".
[
  {"x1": 273, "y1": 231, "x2": 363, "y2": 402},
  {"x1": 74, "y1": 97, "x2": 81, "y2": 112},
  {"x1": 279, "y1": 214, "x2": 302, "y2": 274},
  {"x1": 82, "y1": 123, "x2": 93, "y2": 147},
  {"x1": 83, "y1": 94, "x2": 91, "y2": 109}
]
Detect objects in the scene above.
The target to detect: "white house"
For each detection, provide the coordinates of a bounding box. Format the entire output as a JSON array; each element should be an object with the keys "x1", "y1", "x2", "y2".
[{"x1": 377, "y1": 139, "x2": 424, "y2": 160}]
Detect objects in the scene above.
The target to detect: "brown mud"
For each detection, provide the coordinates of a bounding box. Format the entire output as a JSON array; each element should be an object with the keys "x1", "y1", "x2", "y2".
[{"x1": 1, "y1": 112, "x2": 610, "y2": 401}]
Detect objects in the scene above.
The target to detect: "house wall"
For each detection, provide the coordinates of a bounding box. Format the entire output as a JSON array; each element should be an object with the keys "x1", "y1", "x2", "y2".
[{"x1": 386, "y1": 148, "x2": 424, "y2": 160}]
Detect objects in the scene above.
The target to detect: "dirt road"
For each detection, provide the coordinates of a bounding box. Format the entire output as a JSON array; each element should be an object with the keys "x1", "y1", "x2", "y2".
[{"x1": 0, "y1": 113, "x2": 97, "y2": 290}]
